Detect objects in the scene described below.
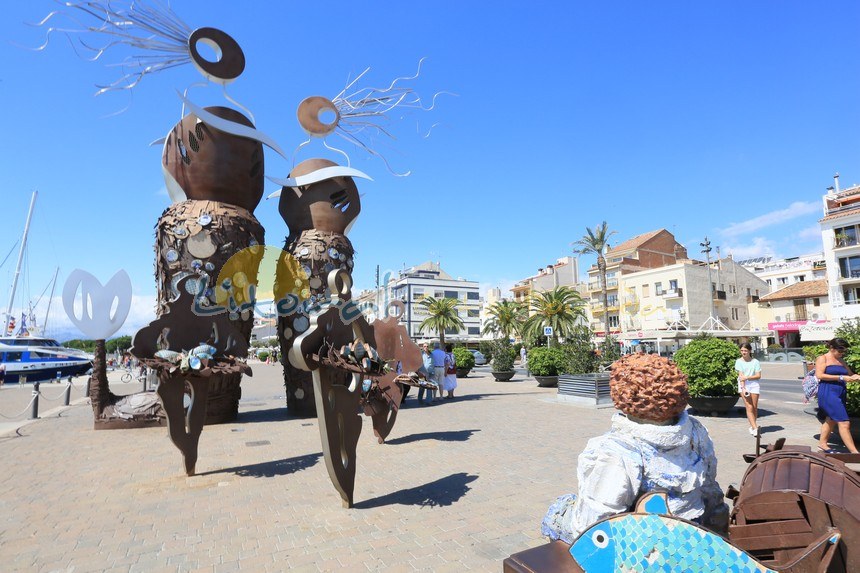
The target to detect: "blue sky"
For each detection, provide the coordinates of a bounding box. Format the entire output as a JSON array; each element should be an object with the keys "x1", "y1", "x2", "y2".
[{"x1": 1, "y1": 1, "x2": 859, "y2": 340}]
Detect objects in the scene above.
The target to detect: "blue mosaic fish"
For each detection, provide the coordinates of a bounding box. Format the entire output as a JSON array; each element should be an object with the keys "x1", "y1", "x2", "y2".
[{"x1": 570, "y1": 492, "x2": 840, "y2": 573}]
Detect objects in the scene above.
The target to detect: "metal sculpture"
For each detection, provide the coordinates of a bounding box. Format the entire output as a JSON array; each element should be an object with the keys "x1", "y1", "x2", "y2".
[
  {"x1": 62, "y1": 269, "x2": 163, "y2": 429},
  {"x1": 156, "y1": 104, "x2": 265, "y2": 423},
  {"x1": 132, "y1": 276, "x2": 250, "y2": 475}
]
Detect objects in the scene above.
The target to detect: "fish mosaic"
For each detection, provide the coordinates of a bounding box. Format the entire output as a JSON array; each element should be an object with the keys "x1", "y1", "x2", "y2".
[{"x1": 569, "y1": 492, "x2": 840, "y2": 573}]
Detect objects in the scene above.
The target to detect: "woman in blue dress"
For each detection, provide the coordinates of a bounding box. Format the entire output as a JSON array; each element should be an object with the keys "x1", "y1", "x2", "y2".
[{"x1": 814, "y1": 338, "x2": 860, "y2": 454}]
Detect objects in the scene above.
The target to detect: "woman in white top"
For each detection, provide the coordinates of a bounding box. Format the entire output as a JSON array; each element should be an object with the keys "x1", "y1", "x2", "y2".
[{"x1": 734, "y1": 342, "x2": 762, "y2": 436}]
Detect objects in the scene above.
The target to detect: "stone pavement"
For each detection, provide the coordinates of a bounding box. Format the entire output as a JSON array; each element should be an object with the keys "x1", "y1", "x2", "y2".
[{"x1": 0, "y1": 364, "x2": 825, "y2": 572}]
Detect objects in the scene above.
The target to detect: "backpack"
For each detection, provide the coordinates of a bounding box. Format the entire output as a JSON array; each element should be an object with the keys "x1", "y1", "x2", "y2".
[{"x1": 801, "y1": 369, "x2": 819, "y2": 403}]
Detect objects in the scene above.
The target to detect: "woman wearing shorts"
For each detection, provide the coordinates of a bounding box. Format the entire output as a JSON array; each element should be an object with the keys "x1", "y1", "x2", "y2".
[
  {"x1": 735, "y1": 342, "x2": 762, "y2": 436},
  {"x1": 814, "y1": 338, "x2": 860, "y2": 454}
]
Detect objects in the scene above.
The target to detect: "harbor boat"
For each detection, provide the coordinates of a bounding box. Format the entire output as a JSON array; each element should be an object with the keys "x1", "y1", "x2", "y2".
[
  {"x1": 1, "y1": 191, "x2": 93, "y2": 383},
  {"x1": 0, "y1": 336, "x2": 92, "y2": 383}
]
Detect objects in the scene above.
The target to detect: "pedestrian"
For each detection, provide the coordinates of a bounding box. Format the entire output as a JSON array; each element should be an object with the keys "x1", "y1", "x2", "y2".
[
  {"x1": 735, "y1": 342, "x2": 762, "y2": 436},
  {"x1": 430, "y1": 341, "x2": 446, "y2": 402},
  {"x1": 417, "y1": 343, "x2": 435, "y2": 405},
  {"x1": 442, "y1": 343, "x2": 457, "y2": 399},
  {"x1": 520, "y1": 345, "x2": 527, "y2": 366},
  {"x1": 814, "y1": 338, "x2": 860, "y2": 454},
  {"x1": 0, "y1": 363, "x2": 5, "y2": 386}
]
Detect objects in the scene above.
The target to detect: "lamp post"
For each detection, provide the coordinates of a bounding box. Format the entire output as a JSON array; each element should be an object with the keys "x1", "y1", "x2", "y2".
[{"x1": 700, "y1": 237, "x2": 717, "y2": 321}]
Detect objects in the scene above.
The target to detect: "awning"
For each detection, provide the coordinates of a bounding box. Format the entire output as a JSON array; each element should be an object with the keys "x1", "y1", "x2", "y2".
[
  {"x1": 619, "y1": 329, "x2": 773, "y2": 341},
  {"x1": 799, "y1": 321, "x2": 835, "y2": 342}
]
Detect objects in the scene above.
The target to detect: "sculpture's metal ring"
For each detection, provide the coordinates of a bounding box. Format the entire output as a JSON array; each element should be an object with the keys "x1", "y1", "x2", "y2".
[
  {"x1": 188, "y1": 27, "x2": 245, "y2": 84},
  {"x1": 297, "y1": 96, "x2": 340, "y2": 137}
]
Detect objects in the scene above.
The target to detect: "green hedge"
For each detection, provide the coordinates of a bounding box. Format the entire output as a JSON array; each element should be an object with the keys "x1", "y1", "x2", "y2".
[
  {"x1": 452, "y1": 347, "x2": 475, "y2": 370},
  {"x1": 673, "y1": 337, "x2": 739, "y2": 397},
  {"x1": 528, "y1": 346, "x2": 567, "y2": 376}
]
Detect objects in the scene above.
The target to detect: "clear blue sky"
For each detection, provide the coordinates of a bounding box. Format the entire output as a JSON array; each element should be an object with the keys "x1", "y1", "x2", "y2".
[{"x1": 1, "y1": 1, "x2": 859, "y2": 338}]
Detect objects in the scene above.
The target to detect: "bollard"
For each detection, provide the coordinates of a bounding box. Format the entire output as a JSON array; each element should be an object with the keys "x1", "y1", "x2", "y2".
[
  {"x1": 30, "y1": 382, "x2": 40, "y2": 419},
  {"x1": 63, "y1": 381, "x2": 71, "y2": 406}
]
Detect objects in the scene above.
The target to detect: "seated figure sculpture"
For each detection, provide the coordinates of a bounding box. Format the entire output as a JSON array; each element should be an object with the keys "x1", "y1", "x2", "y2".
[{"x1": 541, "y1": 353, "x2": 729, "y2": 544}]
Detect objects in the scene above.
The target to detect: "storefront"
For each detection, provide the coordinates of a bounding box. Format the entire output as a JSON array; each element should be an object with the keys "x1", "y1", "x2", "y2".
[
  {"x1": 769, "y1": 320, "x2": 834, "y2": 346},
  {"x1": 799, "y1": 321, "x2": 836, "y2": 342}
]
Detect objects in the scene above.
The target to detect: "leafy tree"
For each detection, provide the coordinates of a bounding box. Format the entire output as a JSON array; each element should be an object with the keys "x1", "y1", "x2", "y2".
[
  {"x1": 599, "y1": 335, "x2": 622, "y2": 367},
  {"x1": 417, "y1": 296, "x2": 464, "y2": 346},
  {"x1": 490, "y1": 339, "x2": 516, "y2": 371},
  {"x1": 63, "y1": 339, "x2": 98, "y2": 353},
  {"x1": 483, "y1": 300, "x2": 526, "y2": 339},
  {"x1": 673, "y1": 338, "x2": 740, "y2": 397},
  {"x1": 833, "y1": 319, "x2": 860, "y2": 415},
  {"x1": 572, "y1": 221, "x2": 616, "y2": 337},
  {"x1": 562, "y1": 325, "x2": 597, "y2": 374},
  {"x1": 105, "y1": 335, "x2": 132, "y2": 354},
  {"x1": 523, "y1": 286, "x2": 586, "y2": 346}
]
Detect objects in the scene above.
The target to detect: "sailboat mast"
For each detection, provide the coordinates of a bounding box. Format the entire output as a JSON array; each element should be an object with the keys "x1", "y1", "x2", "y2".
[
  {"x1": 42, "y1": 267, "x2": 60, "y2": 335},
  {"x1": 5, "y1": 191, "x2": 38, "y2": 335}
]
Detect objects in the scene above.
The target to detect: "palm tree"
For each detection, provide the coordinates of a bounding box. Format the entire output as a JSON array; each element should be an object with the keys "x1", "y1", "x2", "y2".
[
  {"x1": 572, "y1": 222, "x2": 616, "y2": 337},
  {"x1": 523, "y1": 286, "x2": 587, "y2": 345},
  {"x1": 418, "y1": 296, "x2": 464, "y2": 346},
  {"x1": 483, "y1": 300, "x2": 526, "y2": 340}
]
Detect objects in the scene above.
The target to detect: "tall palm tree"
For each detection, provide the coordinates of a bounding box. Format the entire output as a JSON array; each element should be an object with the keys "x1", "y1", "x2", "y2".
[
  {"x1": 418, "y1": 296, "x2": 464, "y2": 346},
  {"x1": 523, "y1": 286, "x2": 586, "y2": 345},
  {"x1": 483, "y1": 300, "x2": 526, "y2": 340},
  {"x1": 572, "y1": 222, "x2": 616, "y2": 337}
]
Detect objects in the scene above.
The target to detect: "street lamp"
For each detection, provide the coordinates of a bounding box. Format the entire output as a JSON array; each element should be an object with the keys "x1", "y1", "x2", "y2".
[{"x1": 700, "y1": 237, "x2": 717, "y2": 323}]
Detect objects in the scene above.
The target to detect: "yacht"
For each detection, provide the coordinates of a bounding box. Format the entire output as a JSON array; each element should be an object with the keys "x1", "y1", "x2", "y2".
[{"x1": 0, "y1": 336, "x2": 92, "y2": 384}]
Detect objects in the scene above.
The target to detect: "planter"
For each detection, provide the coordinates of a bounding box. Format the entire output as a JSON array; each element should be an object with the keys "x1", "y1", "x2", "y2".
[
  {"x1": 491, "y1": 371, "x2": 515, "y2": 381},
  {"x1": 558, "y1": 373, "x2": 612, "y2": 407},
  {"x1": 688, "y1": 395, "x2": 739, "y2": 417},
  {"x1": 535, "y1": 375, "x2": 559, "y2": 388},
  {"x1": 456, "y1": 367, "x2": 471, "y2": 378}
]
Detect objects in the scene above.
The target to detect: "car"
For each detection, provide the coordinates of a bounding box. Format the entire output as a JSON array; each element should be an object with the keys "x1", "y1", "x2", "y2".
[{"x1": 469, "y1": 349, "x2": 487, "y2": 366}]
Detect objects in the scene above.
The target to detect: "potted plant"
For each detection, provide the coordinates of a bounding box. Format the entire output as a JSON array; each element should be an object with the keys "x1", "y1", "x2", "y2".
[
  {"x1": 453, "y1": 347, "x2": 475, "y2": 377},
  {"x1": 673, "y1": 336, "x2": 739, "y2": 415},
  {"x1": 490, "y1": 339, "x2": 516, "y2": 381},
  {"x1": 528, "y1": 346, "x2": 567, "y2": 387}
]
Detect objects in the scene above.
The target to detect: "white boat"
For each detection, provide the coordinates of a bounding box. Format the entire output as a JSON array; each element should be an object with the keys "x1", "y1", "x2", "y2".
[
  {"x1": 0, "y1": 336, "x2": 92, "y2": 383},
  {"x1": 0, "y1": 192, "x2": 93, "y2": 383}
]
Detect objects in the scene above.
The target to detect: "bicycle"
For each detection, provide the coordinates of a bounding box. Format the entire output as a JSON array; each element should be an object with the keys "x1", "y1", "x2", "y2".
[{"x1": 120, "y1": 370, "x2": 134, "y2": 382}]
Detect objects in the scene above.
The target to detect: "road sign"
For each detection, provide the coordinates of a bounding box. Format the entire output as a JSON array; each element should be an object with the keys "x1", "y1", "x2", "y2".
[{"x1": 543, "y1": 326, "x2": 553, "y2": 336}]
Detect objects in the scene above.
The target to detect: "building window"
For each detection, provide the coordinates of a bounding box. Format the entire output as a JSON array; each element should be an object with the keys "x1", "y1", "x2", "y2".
[
  {"x1": 835, "y1": 226, "x2": 858, "y2": 247},
  {"x1": 669, "y1": 279, "x2": 678, "y2": 291},
  {"x1": 655, "y1": 282, "x2": 663, "y2": 296},
  {"x1": 467, "y1": 309, "x2": 479, "y2": 318},
  {"x1": 608, "y1": 315, "x2": 619, "y2": 328},
  {"x1": 813, "y1": 298, "x2": 820, "y2": 307},
  {"x1": 642, "y1": 284, "x2": 650, "y2": 297},
  {"x1": 444, "y1": 290, "x2": 458, "y2": 299},
  {"x1": 468, "y1": 327, "x2": 480, "y2": 335},
  {"x1": 777, "y1": 277, "x2": 788, "y2": 285},
  {"x1": 467, "y1": 291, "x2": 479, "y2": 300},
  {"x1": 766, "y1": 279, "x2": 772, "y2": 285},
  {"x1": 795, "y1": 275, "x2": 805, "y2": 282},
  {"x1": 444, "y1": 327, "x2": 459, "y2": 335},
  {"x1": 838, "y1": 256, "x2": 860, "y2": 279},
  {"x1": 746, "y1": 287, "x2": 751, "y2": 296},
  {"x1": 434, "y1": 290, "x2": 444, "y2": 298}
]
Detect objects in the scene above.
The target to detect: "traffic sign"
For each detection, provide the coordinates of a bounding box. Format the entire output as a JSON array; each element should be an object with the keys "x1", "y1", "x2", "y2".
[{"x1": 544, "y1": 326, "x2": 553, "y2": 336}]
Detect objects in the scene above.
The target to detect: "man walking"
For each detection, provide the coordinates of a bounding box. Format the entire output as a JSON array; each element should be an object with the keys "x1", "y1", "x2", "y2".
[{"x1": 430, "y1": 342, "x2": 447, "y2": 402}]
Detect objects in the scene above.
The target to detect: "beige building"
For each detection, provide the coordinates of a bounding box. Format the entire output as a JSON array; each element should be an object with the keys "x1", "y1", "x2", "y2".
[
  {"x1": 820, "y1": 176, "x2": 860, "y2": 325},
  {"x1": 511, "y1": 256, "x2": 580, "y2": 305},
  {"x1": 748, "y1": 279, "x2": 831, "y2": 346},
  {"x1": 618, "y1": 257, "x2": 770, "y2": 354},
  {"x1": 585, "y1": 229, "x2": 688, "y2": 338}
]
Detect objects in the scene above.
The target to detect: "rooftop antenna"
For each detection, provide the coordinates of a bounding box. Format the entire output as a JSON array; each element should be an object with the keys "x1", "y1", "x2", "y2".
[{"x1": 834, "y1": 172, "x2": 841, "y2": 193}]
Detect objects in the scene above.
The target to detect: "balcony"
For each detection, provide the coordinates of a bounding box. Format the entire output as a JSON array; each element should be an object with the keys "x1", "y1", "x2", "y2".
[
  {"x1": 746, "y1": 295, "x2": 760, "y2": 303},
  {"x1": 661, "y1": 288, "x2": 683, "y2": 299},
  {"x1": 838, "y1": 270, "x2": 860, "y2": 282},
  {"x1": 834, "y1": 236, "x2": 860, "y2": 249},
  {"x1": 587, "y1": 281, "x2": 618, "y2": 293},
  {"x1": 713, "y1": 290, "x2": 727, "y2": 301},
  {"x1": 622, "y1": 295, "x2": 639, "y2": 307}
]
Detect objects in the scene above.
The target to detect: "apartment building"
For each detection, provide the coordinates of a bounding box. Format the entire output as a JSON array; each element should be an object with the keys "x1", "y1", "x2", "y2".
[
  {"x1": 739, "y1": 253, "x2": 827, "y2": 289},
  {"x1": 360, "y1": 262, "x2": 482, "y2": 342},
  {"x1": 585, "y1": 229, "x2": 688, "y2": 338},
  {"x1": 820, "y1": 175, "x2": 860, "y2": 324},
  {"x1": 618, "y1": 258, "x2": 770, "y2": 353},
  {"x1": 511, "y1": 257, "x2": 580, "y2": 305}
]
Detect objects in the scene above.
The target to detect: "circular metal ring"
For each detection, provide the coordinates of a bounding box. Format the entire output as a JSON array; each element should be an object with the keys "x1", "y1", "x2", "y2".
[
  {"x1": 188, "y1": 27, "x2": 245, "y2": 84},
  {"x1": 297, "y1": 96, "x2": 340, "y2": 137}
]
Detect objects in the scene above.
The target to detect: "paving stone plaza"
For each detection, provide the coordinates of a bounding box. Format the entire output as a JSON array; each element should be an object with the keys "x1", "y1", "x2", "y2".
[{"x1": 0, "y1": 364, "x2": 818, "y2": 572}]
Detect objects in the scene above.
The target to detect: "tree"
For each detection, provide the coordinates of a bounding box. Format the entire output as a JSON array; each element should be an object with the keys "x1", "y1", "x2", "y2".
[
  {"x1": 483, "y1": 300, "x2": 526, "y2": 340},
  {"x1": 418, "y1": 296, "x2": 464, "y2": 346},
  {"x1": 523, "y1": 286, "x2": 586, "y2": 346},
  {"x1": 572, "y1": 221, "x2": 616, "y2": 338}
]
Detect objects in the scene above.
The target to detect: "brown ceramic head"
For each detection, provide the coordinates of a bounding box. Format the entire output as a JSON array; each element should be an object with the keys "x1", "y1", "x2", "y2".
[
  {"x1": 277, "y1": 158, "x2": 361, "y2": 235},
  {"x1": 162, "y1": 106, "x2": 264, "y2": 212},
  {"x1": 609, "y1": 354, "x2": 689, "y2": 422}
]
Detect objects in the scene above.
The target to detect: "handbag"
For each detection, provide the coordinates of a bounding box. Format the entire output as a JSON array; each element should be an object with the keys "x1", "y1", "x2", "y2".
[
  {"x1": 802, "y1": 369, "x2": 819, "y2": 404},
  {"x1": 445, "y1": 354, "x2": 457, "y2": 375}
]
